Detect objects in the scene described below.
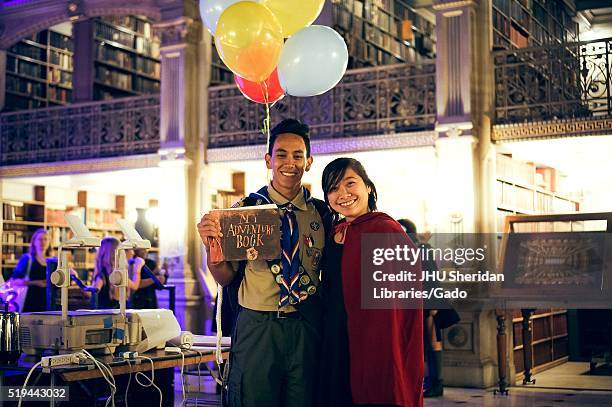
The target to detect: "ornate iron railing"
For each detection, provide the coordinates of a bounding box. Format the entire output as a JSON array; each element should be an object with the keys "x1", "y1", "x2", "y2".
[
  {"x1": 0, "y1": 95, "x2": 160, "y2": 166},
  {"x1": 208, "y1": 62, "x2": 436, "y2": 148},
  {"x1": 494, "y1": 37, "x2": 612, "y2": 124}
]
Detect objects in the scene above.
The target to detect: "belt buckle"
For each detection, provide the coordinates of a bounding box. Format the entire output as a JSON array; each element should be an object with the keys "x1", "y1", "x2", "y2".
[{"x1": 276, "y1": 310, "x2": 287, "y2": 319}]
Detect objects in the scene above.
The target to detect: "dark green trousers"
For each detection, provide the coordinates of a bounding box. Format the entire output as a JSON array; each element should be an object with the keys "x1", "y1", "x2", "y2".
[{"x1": 228, "y1": 308, "x2": 320, "y2": 407}]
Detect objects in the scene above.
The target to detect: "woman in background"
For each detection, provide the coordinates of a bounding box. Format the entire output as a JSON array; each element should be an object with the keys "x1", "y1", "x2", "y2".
[
  {"x1": 93, "y1": 236, "x2": 143, "y2": 309},
  {"x1": 11, "y1": 228, "x2": 52, "y2": 312},
  {"x1": 320, "y1": 158, "x2": 423, "y2": 407}
]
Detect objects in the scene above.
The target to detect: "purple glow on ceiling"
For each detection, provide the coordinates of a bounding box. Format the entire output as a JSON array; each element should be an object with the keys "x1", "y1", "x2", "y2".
[{"x1": 3, "y1": 0, "x2": 37, "y2": 7}]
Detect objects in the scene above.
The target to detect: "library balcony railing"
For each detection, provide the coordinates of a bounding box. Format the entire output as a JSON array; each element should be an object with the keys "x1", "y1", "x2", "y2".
[
  {"x1": 0, "y1": 95, "x2": 160, "y2": 166},
  {"x1": 208, "y1": 62, "x2": 437, "y2": 148},
  {"x1": 494, "y1": 37, "x2": 612, "y2": 124}
]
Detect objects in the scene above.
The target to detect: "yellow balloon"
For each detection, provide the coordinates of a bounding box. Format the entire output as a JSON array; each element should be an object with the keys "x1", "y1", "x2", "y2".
[
  {"x1": 215, "y1": 2, "x2": 283, "y2": 82},
  {"x1": 261, "y1": 0, "x2": 325, "y2": 37}
]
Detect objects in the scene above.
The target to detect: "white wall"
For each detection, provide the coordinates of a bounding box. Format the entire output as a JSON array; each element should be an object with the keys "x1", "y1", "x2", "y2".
[{"x1": 2, "y1": 167, "x2": 163, "y2": 218}]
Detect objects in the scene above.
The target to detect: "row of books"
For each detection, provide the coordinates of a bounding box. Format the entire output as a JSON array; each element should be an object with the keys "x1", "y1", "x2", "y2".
[
  {"x1": 97, "y1": 45, "x2": 133, "y2": 69},
  {"x1": 9, "y1": 42, "x2": 46, "y2": 61},
  {"x1": 100, "y1": 15, "x2": 154, "y2": 39},
  {"x1": 49, "y1": 68, "x2": 72, "y2": 87},
  {"x1": 47, "y1": 87, "x2": 71, "y2": 103},
  {"x1": 49, "y1": 31, "x2": 73, "y2": 52},
  {"x1": 7, "y1": 57, "x2": 46, "y2": 78},
  {"x1": 498, "y1": 181, "x2": 535, "y2": 212},
  {"x1": 49, "y1": 51, "x2": 72, "y2": 70},
  {"x1": 496, "y1": 154, "x2": 536, "y2": 185},
  {"x1": 96, "y1": 66, "x2": 132, "y2": 90},
  {"x1": 2, "y1": 231, "x2": 26, "y2": 245},
  {"x1": 6, "y1": 76, "x2": 46, "y2": 98},
  {"x1": 86, "y1": 208, "x2": 123, "y2": 229},
  {"x1": 96, "y1": 22, "x2": 135, "y2": 49},
  {"x1": 134, "y1": 77, "x2": 160, "y2": 93},
  {"x1": 135, "y1": 57, "x2": 161, "y2": 77},
  {"x1": 3, "y1": 203, "x2": 28, "y2": 222}
]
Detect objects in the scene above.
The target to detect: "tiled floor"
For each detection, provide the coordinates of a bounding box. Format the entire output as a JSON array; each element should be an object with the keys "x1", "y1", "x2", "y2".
[
  {"x1": 424, "y1": 387, "x2": 611, "y2": 407},
  {"x1": 172, "y1": 363, "x2": 612, "y2": 406},
  {"x1": 528, "y1": 362, "x2": 612, "y2": 391}
]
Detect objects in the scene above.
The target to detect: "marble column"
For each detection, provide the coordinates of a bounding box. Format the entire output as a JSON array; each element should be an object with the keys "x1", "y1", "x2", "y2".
[
  {"x1": 432, "y1": 0, "x2": 504, "y2": 389},
  {"x1": 154, "y1": 15, "x2": 207, "y2": 333}
]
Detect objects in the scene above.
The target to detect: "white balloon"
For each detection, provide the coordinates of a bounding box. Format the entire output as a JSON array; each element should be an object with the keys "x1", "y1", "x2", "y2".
[
  {"x1": 199, "y1": 0, "x2": 256, "y2": 35},
  {"x1": 278, "y1": 25, "x2": 348, "y2": 97}
]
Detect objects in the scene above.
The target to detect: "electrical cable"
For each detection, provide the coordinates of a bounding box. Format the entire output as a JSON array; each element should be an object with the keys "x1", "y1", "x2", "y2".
[
  {"x1": 134, "y1": 355, "x2": 162, "y2": 407},
  {"x1": 17, "y1": 361, "x2": 42, "y2": 407},
  {"x1": 82, "y1": 349, "x2": 116, "y2": 407},
  {"x1": 124, "y1": 359, "x2": 133, "y2": 407}
]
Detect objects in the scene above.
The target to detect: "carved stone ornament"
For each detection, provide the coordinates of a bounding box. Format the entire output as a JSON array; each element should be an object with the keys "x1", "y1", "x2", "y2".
[
  {"x1": 154, "y1": 17, "x2": 200, "y2": 47},
  {"x1": 66, "y1": 1, "x2": 83, "y2": 17},
  {"x1": 433, "y1": 0, "x2": 478, "y2": 11}
]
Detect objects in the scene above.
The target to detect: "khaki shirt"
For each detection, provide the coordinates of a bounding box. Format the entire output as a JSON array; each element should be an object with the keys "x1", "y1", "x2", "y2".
[{"x1": 237, "y1": 185, "x2": 325, "y2": 311}]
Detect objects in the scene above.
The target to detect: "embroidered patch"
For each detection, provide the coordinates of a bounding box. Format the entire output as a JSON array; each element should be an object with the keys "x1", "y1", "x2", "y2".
[
  {"x1": 310, "y1": 248, "x2": 322, "y2": 271},
  {"x1": 310, "y1": 221, "x2": 320, "y2": 231},
  {"x1": 303, "y1": 234, "x2": 314, "y2": 248}
]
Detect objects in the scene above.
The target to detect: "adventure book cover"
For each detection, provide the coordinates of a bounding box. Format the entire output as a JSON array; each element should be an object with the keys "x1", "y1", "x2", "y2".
[{"x1": 210, "y1": 204, "x2": 281, "y2": 261}]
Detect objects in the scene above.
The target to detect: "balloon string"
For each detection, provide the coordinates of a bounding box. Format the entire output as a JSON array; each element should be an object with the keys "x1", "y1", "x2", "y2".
[{"x1": 262, "y1": 81, "x2": 271, "y2": 155}]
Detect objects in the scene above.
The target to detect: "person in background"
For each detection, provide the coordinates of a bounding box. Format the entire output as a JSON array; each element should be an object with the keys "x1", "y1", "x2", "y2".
[
  {"x1": 10, "y1": 228, "x2": 52, "y2": 312},
  {"x1": 92, "y1": 236, "x2": 143, "y2": 309},
  {"x1": 130, "y1": 248, "x2": 167, "y2": 309},
  {"x1": 321, "y1": 158, "x2": 423, "y2": 407},
  {"x1": 398, "y1": 218, "x2": 460, "y2": 398}
]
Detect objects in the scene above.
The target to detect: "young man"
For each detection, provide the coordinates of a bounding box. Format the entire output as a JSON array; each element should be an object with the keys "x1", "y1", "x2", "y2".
[{"x1": 198, "y1": 119, "x2": 331, "y2": 407}]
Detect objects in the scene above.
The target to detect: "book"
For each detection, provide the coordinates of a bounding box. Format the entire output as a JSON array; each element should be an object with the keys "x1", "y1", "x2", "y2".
[{"x1": 209, "y1": 204, "x2": 281, "y2": 262}]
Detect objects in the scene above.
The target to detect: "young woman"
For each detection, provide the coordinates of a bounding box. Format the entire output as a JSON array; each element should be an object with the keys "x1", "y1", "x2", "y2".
[
  {"x1": 11, "y1": 228, "x2": 52, "y2": 312},
  {"x1": 93, "y1": 237, "x2": 143, "y2": 309},
  {"x1": 320, "y1": 158, "x2": 424, "y2": 407}
]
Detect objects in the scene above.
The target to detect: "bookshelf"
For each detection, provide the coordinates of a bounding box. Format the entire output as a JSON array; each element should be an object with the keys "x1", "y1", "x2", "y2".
[
  {"x1": 492, "y1": 0, "x2": 579, "y2": 50},
  {"x1": 5, "y1": 29, "x2": 74, "y2": 110},
  {"x1": 495, "y1": 153, "x2": 580, "y2": 233},
  {"x1": 207, "y1": 0, "x2": 437, "y2": 83},
  {"x1": 0, "y1": 185, "x2": 158, "y2": 286},
  {"x1": 331, "y1": 0, "x2": 435, "y2": 68},
  {"x1": 3, "y1": 16, "x2": 161, "y2": 111},
  {"x1": 495, "y1": 153, "x2": 579, "y2": 377},
  {"x1": 93, "y1": 15, "x2": 161, "y2": 100},
  {"x1": 512, "y1": 308, "x2": 569, "y2": 377}
]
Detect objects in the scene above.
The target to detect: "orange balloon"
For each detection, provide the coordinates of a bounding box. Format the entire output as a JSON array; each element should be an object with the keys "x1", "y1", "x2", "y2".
[{"x1": 214, "y1": 2, "x2": 284, "y2": 82}]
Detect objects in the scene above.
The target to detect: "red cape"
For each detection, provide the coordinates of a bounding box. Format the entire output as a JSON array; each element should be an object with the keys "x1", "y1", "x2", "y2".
[{"x1": 341, "y1": 212, "x2": 424, "y2": 406}]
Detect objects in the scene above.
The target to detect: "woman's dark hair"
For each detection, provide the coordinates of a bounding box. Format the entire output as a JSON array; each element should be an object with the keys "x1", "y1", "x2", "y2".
[
  {"x1": 398, "y1": 219, "x2": 418, "y2": 241},
  {"x1": 398, "y1": 219, "x2": 417, "y2": 234},
  {"x1": 322, "y1": 157, "x2": 378, "y2": 211}
]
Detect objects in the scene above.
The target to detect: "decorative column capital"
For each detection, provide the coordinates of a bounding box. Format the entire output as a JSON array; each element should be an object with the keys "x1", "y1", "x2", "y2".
[
  {"x1": 154, "y1": 16, "x2": 201, "y2": 48},
  {"x1": 433, "y1": 0, "x2": 478, "y2": 11}
]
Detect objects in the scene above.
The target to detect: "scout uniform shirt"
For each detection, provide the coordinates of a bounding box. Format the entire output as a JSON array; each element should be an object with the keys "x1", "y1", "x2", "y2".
[{"x1": 237, "y1": 185, "x2": 325, "y2": 312}]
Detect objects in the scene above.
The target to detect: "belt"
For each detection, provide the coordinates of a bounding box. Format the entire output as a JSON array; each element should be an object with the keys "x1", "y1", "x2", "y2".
[{"x1": 249, "y1": 309, "x2": 301, "y2": 320}]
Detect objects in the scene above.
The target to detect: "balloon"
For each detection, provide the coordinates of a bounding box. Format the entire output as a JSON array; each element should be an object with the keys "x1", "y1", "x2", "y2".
[
  {"x1": 215, "y1": 2, "x2": 283, "y2": 82},
  {"x1": 199, "y1": 0, "x2": 256, "y2": 35},
  {"x1": 234, "y1": 68, "x2": 285, "y2": 104},
  {"x1": 278, "y1": 25, "x2": 348, "y2": 97},
  {"x1": 260, "y1": 0, "x2": 325, "y2": 37}
]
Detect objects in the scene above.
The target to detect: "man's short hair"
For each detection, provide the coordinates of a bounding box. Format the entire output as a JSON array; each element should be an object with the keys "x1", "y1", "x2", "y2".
[{"x1": 268, "y1": 119, "x2": 311, "y2": 157}]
